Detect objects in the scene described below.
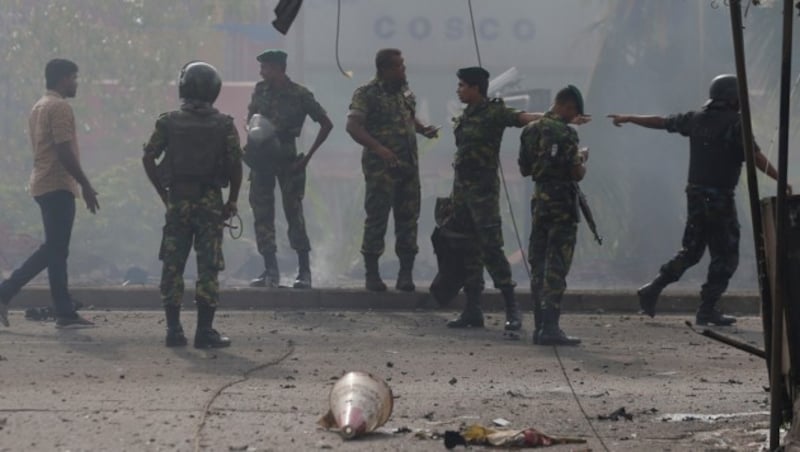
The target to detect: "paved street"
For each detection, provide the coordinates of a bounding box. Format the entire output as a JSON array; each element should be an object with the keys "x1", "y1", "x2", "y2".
[{"x1": 0, "y1": 309, "x2": 771, "y2": 451}]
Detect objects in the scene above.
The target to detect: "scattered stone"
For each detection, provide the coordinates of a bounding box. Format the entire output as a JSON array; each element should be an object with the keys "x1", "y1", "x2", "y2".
[
  {"x1": 386, "y1": 361, "x2": 394, "y2": 368},
  {"x1": 449, "y1": 377, "x2": 458, "y2": 386}
]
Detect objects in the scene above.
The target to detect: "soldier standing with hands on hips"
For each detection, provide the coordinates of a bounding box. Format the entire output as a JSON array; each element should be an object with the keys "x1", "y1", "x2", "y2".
[
  {"x1": 246, "y1": 50, "x2": 333, "y2": 289},
  {"x1": 143, "y1": 61, "x2": 242, "y2": 348}
]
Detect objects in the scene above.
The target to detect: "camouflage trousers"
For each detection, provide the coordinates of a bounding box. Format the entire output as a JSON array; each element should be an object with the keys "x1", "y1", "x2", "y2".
[
  {"x1": 452, "y1": 170, "x2": 514, "y2": 292},
  {"x1": 361, "y1": 162, "x2": 420, "y2": 257},
  {"x1": 249, "y1": 164, "x2": 310, "y2": 255},
  {"x1": 529, "y1": 213, "x2": 578, "y2": 312},
  {"x1": 159, "y1": 188, "x2": 225, "y2": 307},
  {"x1": 659, "y1": 186, "x2": 740, "y2": 303}
]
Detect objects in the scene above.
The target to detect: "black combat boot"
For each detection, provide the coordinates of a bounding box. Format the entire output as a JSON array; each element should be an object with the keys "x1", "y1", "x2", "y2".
[
  {"x1": 396, "y1": 255, "x2": 416, "y2": 292},
  {"x1": 293, "y1": 251, "x2": 312, "y2": 289},
  {"x1": 537, "y1": 309, "x2": 581, "y2": 346},
  {"x1": 194, "y1": 303, "x2": 231, "y2": 349},
  {"x1": 364, "y1": 253, "x2": 387, "y2": 292},
  {"x1": 447, "y1": 290, "x2": 484, "y2": 328},
  {"x1": 696, "y1": 300, "x2": 737, "y2": 326},
  {"x1": 164, "y1": 305, "x2": 187, "y2": 347},
  {"x1": 500, "y1": 286, "x2": 522, "y2": 331},
  {"x1": 532, "y1": 305, "x2": 543, "y2": 345},
  {"x1": 637, "y1": 272, "x2": 672, "y2": 318},
  {"x1": 250, "y1": 253, "x2": 280, "y2": 288}
]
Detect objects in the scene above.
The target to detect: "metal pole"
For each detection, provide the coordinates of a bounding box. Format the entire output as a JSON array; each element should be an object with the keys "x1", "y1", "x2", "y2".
[
  {"x1": 770, "y1": 0, "x2": 794, "y2": 449},
  {"x1": 727, "y1": 0, "x2": 778, "y2": 435}
]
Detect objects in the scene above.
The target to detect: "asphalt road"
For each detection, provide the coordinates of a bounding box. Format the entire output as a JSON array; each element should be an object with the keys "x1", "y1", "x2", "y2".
[{"x1": 0, "y1": 309, "x2": 772, "y2": 451}]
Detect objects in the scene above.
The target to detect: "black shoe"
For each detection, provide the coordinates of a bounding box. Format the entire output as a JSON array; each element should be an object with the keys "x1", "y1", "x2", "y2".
[
  {"x1": 293, "y1": 251, "x2": 312, "y2": 289},
  {"x1": 537, "y1": 328, "x2": 581, "y2": 346},
  {"x1": 446, "y1": 309, "x2": 484, "y2": 328},
  {"x1": 250, "y1": 271, "x2": 279, "y2": 288},
  {"x1": 366, "y1": 277, "x2": 387, "y2": 292},
  {"x1": 166, "y1": 325, "x2": 188, "y2": 347},
  {"x1": 501, "y1": 287, "x2": 522, "y2": 331},
  {"x1": 293, "y1": 272, "x2": 312, "y2": 289},
  {"x1": 696, "y1": 308, "x2": 737, "y2": 326},
  {"x1": 194, "y1": 329, "x2": 231, "y2": 348},
  {"x1": 395, "y1": 271, "x2": 415, "y2": 292},
  {"x1": 637, "y1": 273, "x2": 670, "y2": 318},
  {"x1": 55, "y1": 314, "x2": 95, "y2": 329},
  {"x1": 395, "y1": 255, "x2": 415, "y2": 292}
]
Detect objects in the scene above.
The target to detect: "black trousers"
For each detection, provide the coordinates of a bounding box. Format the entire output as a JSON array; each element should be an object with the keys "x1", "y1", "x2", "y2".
[{"x1": 0, "y1": 190, "x2": 76, "y2": 317}]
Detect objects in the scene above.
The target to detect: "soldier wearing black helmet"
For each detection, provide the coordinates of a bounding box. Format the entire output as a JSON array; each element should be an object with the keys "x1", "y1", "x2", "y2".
[
  {"x1": 142, "y1": 61, "x2": 243, "y2": 348},
  {"x1": 608, "y1": 74, "x2": 788, "y2": 326}
]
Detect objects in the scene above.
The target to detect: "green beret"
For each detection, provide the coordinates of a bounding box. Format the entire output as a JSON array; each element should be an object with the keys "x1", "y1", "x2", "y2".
[
  {"x1": 566, "y1": 84, "x2": 584, "y2": 115},
  {"x1": 256, "y1": 49, "x2": 288, "y2": 64},
  {"x1": 457, "y1": 66, "x2": 490, "y2": 85}
]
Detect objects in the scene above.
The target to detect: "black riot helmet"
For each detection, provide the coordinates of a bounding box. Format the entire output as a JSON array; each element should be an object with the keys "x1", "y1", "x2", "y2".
[
  {"x1": 178, "y1": 61, "x2": 222, "y2": 104},
  {"x1": 704, "y1": 74, "x2": 738, "y2": 108}
]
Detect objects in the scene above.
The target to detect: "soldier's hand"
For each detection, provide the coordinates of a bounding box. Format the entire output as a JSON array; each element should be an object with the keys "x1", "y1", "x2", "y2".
[
  {"x1": 579, "y1": 147, "x2": 590, "y2": 164},
  {"x1": 223, "y1": 201, "x2": 238, "y2": 220},
  {"x1": 376, "y1": 146, "x2": 400, "y2": 168},
  {"x1": 421, "y1": 125, "x2": 441, "y2": 139},
  {"x1": 571, "y1": 115, "x2": 592, "y2": 125},
  {"x1": 607, "y1": 114, "x2": 628, "y2": 127},
  {"x1": 291, "y1": 156, "x2": 310, "y2": 173}
]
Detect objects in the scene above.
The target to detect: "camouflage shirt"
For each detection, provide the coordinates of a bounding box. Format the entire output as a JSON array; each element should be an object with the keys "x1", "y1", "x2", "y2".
[
  {"x1": 349, "y1": 78, "x2": 418, "y2": 166},
  {"x1": 453, "y1": 98, "x2": 522, "y2": 172},
  {"x1": 247, "y1": 78, "x2": 327, "y2": 139},
  {"x1": 518, "y1": 111, "x2": 581, "y2": 221}
]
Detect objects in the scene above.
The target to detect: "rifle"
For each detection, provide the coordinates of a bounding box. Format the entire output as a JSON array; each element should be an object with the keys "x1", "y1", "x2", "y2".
[{"x1": 576, "y1": 184, "x2": 603, "y2": 245}]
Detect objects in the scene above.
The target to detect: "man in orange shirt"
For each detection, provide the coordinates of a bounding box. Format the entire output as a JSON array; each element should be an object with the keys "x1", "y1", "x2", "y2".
[{"x1": 0, "y1": 59, "x2": 99, "y2": 329}]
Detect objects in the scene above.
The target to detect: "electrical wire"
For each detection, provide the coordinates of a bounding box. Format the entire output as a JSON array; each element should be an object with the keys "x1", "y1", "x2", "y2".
[
  {"x1": 335, "y1": 0, "x2": 353, "y2": 78},
  {"x1": 466, "y1": 2, "x2": 609, "y2": 451}
]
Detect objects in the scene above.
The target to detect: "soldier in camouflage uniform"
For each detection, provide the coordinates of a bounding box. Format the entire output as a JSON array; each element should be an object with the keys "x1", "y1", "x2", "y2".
[
  {"x1": 346, "y1": 48, "x2": 439, "y2": 292},
  {"x1": 445, "y1": 67, "x2": 544, "y2": 331},
  {"x1": 143, "y1": 61, "x2": 242, "y2": 349},
  {"x1": 519, "y1": 85, "x2": 588, "y2": 346},
  {"x1": 608, "y1": 74, "x2": 785, "y2": 326},
  {"x1": 247, "y1": 50, "x2": 333, "y2": 289}
]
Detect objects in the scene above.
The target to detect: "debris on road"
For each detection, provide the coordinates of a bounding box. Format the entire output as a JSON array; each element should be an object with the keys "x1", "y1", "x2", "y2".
[
  {"x1": 492, "y1": 418, "x2": 511, "y2": 427},
  {"x1": 444, "y1": 424, "x2": 587, "y2": 449},
  {"x1": 598, "y1": 407, "x2": 633, "y2": 421},
  {"x1": 318, "y1": 371, "x2": 393, "y2": 439}
]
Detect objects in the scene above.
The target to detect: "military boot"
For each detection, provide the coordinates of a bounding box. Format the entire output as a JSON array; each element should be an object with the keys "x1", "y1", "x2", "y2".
[
  {"x1": 696, "y1": 301, "x2": 737, "y2": 326},
  {"x1": 447, "y1": 290, "x2": 484, "y2": 328},
  {"x1": 250, "y1": 253, "x2": 280, "y2": 288},
  {"x1": 637, "y1": 272, "x2": 672, "y2": 318},
  {"x1": 532, "y1": 305, "x2": 543, "y2": 345},
  {"x1": 537, "y1": 309, "x2": 581, "y2": 346},
  {"x1": 500, "y1": 286, "x2": 522, "y2": 331},
  {"x1": 364, "y1": 253, "x2": 387, "y2": 292},
  {"x1": 194, "y1": 303, "x2": 231, "y2": 349},
  {"x1": 396, "y1": 255, "x2": 416, "y2": 292},
  {"x1": 293, "y1": 251, "x2": 312, "y2": 289},
  {"x1": 164, "y1": 305, "x2": 187, "y2": 347}
]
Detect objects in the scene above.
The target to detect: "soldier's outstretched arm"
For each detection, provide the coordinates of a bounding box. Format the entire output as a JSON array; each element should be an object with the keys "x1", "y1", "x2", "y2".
[{"x1": 607, "y1": 114, "x2": 667, "y2": 129}]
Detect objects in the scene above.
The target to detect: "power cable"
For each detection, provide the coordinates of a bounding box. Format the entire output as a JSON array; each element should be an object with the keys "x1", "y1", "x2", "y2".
[{"x1": 335, "y1": 0, "x2": 353, "y2": 78}]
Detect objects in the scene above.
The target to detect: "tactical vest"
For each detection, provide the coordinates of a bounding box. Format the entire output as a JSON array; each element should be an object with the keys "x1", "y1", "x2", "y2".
[
  {"x1": 161, "y1": 110, "x2": 233, "y2": 188},
  {"x1": 687, "y1": 109, "x2": 743, "y2": 190}
]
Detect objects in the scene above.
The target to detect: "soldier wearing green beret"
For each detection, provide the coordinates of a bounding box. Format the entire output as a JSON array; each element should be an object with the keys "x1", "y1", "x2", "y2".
[
  {"x1": 518, "y1": 85, "x2": 589, "y2": 346},
  {"x1": 345, "y1": 48, "x2": 439, "y2": 292},
  {"x1": 247, "y1": 49, "x2": 333, "y2": 289}
]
